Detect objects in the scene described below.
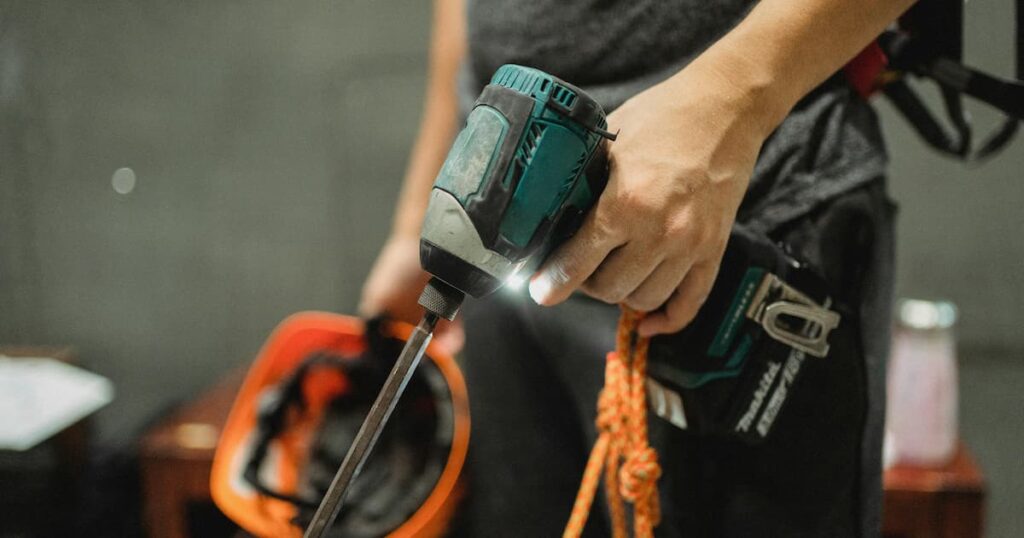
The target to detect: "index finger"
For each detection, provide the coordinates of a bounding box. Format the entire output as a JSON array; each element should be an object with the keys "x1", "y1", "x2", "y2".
[{"x1": 528, "y1": 205, "x2": 621, "y2": 306}]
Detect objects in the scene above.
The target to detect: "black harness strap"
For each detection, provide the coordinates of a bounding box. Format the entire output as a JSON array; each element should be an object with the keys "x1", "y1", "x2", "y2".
[{"x1": 880, "y1": 0, "x2": 1023, "y2": 160}]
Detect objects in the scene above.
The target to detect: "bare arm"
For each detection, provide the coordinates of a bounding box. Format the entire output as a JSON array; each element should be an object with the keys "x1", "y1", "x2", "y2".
[
  {"x1": 359, "y1": 0, "x2": 466, "y2": 352},
  {"x1": 703, "y1": 0, "x2": 917, "y2": 135},
  {"x1": 390, "y1": 0, "x2": 466, "y2": 238}
]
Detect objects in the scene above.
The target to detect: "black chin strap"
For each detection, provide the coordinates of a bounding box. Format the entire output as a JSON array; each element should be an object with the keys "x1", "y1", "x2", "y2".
[{"x1": 244, "y1": 352, "x2": 344, "y2": 508}]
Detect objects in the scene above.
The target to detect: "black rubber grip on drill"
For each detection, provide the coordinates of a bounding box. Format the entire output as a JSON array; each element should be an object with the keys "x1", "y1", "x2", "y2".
[{"x1": 418, "y1": 278, "x2": 465, "y2": 321}]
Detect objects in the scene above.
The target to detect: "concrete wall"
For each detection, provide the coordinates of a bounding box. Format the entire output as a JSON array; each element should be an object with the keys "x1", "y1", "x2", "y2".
[
  {"x1": 0, "y1": 0, "x2": 433, "y2": 445},
  {"x1": 1, "y1": 0, "x2": 1020, "y2": 535}
]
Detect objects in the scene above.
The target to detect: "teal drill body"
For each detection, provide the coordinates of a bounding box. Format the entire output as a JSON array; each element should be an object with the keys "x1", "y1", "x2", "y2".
[{"x1": 421, "y1": 64, "x2": 614, "y2": 298}]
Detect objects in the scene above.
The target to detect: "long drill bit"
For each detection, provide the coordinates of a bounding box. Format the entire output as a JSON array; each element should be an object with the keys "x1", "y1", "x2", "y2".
[{"x1": 303, "y1": 312, "x2": 439, "y2": 538}]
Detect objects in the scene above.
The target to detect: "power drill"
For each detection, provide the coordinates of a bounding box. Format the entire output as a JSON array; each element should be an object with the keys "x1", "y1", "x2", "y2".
[{"x1": 305, "y1": 64, "x2": 615, "y2": 537}]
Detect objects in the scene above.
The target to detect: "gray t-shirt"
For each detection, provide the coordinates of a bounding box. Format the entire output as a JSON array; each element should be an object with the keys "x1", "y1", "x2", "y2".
[{"x1": 458, "y1": 0, "x2": 888, "y2": 232}]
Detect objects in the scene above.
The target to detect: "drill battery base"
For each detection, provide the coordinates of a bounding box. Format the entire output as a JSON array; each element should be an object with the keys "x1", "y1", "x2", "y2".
[{"x1": 646, "y1": 224, "x2": 842, "y2": 443}]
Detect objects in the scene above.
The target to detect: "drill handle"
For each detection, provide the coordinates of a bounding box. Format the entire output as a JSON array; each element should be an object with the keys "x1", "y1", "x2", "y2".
[
  {"x1": 583, "y1": 140, "x2": 611, "y2": 199},
  {"x1": 535, "y1": 141, "x2": 612, "y2": 275}
]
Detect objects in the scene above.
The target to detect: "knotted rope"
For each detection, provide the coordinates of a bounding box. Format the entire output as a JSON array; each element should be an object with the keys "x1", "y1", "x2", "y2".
[{"x1": 563, "y1": 307, "x2": 661, "y2": 538}]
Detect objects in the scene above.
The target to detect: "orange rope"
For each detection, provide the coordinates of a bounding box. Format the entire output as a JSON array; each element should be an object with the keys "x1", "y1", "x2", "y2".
[{"x1": 563, "y1": 307, "x2": 661, "y2": 538}]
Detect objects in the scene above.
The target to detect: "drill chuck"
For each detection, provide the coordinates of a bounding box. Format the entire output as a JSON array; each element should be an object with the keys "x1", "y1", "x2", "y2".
[{"x1": 417, "y1": 278, "x2": 465, "y2": 321}]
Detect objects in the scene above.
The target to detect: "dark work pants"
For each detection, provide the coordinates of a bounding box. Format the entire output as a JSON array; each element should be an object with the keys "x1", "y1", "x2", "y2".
[{"x1": 457, "y1": 181, "x2": 896, "y2": 538}]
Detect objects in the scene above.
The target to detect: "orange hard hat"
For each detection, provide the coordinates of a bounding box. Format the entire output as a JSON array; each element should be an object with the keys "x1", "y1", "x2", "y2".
[{"x1": 210, "y1": 312, "x2": 470, "y2": 537}]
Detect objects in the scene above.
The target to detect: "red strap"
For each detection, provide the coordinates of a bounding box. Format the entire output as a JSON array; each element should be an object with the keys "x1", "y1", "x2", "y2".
[{"x1": 844, "y1": 41, "x2": 889, "y2": 99}]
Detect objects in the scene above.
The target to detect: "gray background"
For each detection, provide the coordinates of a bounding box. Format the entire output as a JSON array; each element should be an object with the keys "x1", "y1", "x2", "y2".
[{"x1": 0, "y1": 0, "x2": 1020, "y2": 535}]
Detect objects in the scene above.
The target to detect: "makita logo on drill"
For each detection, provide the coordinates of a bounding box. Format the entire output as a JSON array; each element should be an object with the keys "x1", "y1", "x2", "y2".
[
  {"x1": 756, "y1": 351, "x2": 805, "y2": 436},
  {"x1": 735, "y1": 361, "x2": 781, "y2": 433}
]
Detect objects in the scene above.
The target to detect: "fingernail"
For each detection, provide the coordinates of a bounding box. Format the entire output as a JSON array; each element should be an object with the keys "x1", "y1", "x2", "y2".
[
  {"x1": 529, "y1": 273, "x2": 553, "y2": 304},
  {"x1": 530, "y1": 264, "x2": 571, "y2": 305}
]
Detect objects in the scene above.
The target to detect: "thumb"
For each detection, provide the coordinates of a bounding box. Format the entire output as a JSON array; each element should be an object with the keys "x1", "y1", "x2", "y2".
[{"x1": 528, "y1": 210, "x2": 617, "y2": 306}]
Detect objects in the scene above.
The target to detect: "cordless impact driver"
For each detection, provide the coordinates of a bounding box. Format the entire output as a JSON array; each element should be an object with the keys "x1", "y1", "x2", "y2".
[{"x1": 304, "y1": 64, "x2": 616, "y2": 538}]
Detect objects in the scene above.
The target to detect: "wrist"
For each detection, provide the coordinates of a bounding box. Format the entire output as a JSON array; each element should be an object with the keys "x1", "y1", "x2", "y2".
[
  {"x1": 389, "y1": 227, "x2": 421, "y2": 243},
  {"x1": 391, "y1": 204, "x2": 428, "y2": 241},
  {"x1": 680, "y1": 35, "x2": 800, "y2": 138}
]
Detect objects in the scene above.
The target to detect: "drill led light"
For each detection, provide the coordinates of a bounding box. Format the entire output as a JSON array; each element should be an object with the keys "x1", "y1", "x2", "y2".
[{"x1": 505, "y1": 272, "x2": 528, "y2": 291}]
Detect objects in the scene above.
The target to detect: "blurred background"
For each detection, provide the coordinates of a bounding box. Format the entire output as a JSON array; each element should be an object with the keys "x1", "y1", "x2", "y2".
[{"x1": 0, "y1": 0, "x2": 1020, "y2": 536}]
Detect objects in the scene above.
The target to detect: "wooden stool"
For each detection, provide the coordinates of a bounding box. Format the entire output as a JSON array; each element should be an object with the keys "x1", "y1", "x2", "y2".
[
  {"x1": 882, "y1": 444, "x2": 986, "y2": 538},
  {"x1": 139, "y1": 369, "x2": 244, "y2": 538}
]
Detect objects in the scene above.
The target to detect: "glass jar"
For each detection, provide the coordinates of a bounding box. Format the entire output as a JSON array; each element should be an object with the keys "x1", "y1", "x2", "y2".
[{"x1": 885, "y1": 299, "x2": 959, "y2": 466}]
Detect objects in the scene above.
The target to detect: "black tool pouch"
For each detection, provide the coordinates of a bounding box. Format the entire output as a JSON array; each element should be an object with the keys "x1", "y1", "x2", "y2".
[{"x1": 646, "y1": 225, "x2": 841, "y2": 444}]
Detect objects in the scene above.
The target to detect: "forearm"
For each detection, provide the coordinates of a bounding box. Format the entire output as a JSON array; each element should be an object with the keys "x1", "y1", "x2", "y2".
[
  {"x1": 676, "y1": 0, "x2": 916, "y2": 137},
  {"x1": 391, "y1": 0, "x2": 465, "y2": 238}
]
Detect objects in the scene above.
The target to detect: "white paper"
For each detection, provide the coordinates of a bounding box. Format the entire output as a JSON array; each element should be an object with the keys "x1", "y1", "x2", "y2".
[{"x1": 0, "y1": 356, "x2": 114, "y2": 451}]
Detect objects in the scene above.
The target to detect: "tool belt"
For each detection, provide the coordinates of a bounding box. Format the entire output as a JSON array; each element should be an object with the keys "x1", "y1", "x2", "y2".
[{"x1": 646, "y1": 225, "x2": 842, "y2": 443}]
